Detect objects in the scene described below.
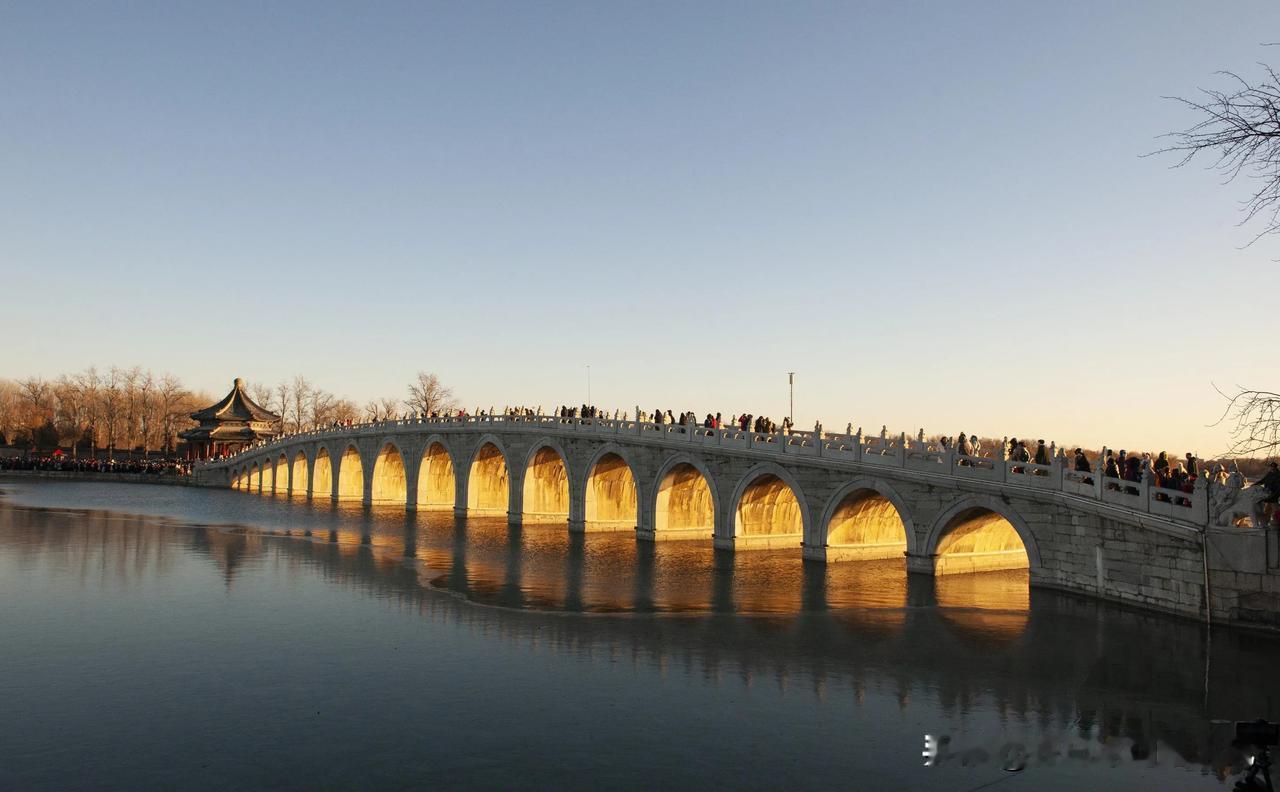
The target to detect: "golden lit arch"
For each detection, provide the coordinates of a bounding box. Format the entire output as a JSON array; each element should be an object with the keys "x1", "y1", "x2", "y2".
[
  {"x1": 290, "y1": 452, "x2": 307, "y2": 496},
  {"x1": 585, "y1": 452, "x2": 637, "y2": 527},
  {"x1": 522, "y1": 445, "x2": 569, "y2": 522},
  {"x1": 273, "y1": 454, "x2": 288, "y2": 494},
  {"x1": 734, "y1": 473, "x2": 803, "y2": 539},
  {"x1": 934, "y1": 508, "x2": 1030, "y2": 575},
  {"x1": 825, "y1": 487, "x2": 909, "y2": 561},
  {"x1": 261, "y1": 459, "x2": 275, "y2": 494},
  {"x1": 654, "y1": 461, "x2": 714, "y2": 538},
  {"x1": 249, "y1": 464, "x2": 261, "y2": 492},
  {"x1": 417, "y1": 441, "x2": 455, "y2": 509},
  {"x1": 312, "y1": 447, "x2": 333, "y2": 498},
  {"x1": 336, "y1": 445, "x2": 364, "y2": 501},
  {"x1": 467, "y1": 442, "x2": 509, "y2": 513},
  {"x1": 371, "y1": 443, "x2": 408, "y2": 505}
]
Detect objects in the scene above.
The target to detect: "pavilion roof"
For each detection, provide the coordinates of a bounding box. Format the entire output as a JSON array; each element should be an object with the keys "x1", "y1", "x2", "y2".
[{"x1": 190, "y1": 378, "x2": 280, "y2": 424}]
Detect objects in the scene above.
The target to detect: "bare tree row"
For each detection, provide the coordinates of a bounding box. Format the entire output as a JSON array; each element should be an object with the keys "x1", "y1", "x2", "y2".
[
  {"x1": 0, "y1": 367, "x2": 209, "y2": 455},
  {"x1": 0, "y1": 368, "x2": 458, "y2": 454}
]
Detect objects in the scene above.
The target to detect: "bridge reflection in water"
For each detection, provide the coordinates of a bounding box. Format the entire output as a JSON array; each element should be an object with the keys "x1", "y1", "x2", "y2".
[
  {"x1": 295, "y1": 503, "x2": 1021, "y2": 622},
  {"x1": 216, "y1": 503, "x2": 1275, "y2": 781},
  {"x1": 2, "y1": 486, "x2": 1280, "y2": 787}
]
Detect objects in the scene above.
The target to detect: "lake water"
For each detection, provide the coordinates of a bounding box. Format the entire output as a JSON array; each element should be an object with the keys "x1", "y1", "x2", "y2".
[{"x1": 1, "y1": 479, "x2": 1277, "y2": 791}]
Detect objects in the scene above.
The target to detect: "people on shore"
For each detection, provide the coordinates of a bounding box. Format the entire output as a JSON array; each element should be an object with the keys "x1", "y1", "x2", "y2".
[{"x1": 0, "y1": 455, "x2": 190, "y2": 476}]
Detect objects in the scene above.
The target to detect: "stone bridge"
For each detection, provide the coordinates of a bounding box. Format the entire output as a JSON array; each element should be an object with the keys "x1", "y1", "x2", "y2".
[{"x1": 196, "y1": 414, "x2": 1280, "y2": 627}]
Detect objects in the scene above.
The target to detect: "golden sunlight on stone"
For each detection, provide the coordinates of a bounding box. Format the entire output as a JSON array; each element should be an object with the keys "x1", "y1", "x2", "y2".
[
  {"x1": 654, "y1": 463, "x2": 714, "y2": 539},
  {"x1": 584, "y1": 453, "x2": 637, "y2": 527},
  {"x1": 522, "y1": 446, "x2": 569, "y2": 522},
  {"x1": 337, "y1": 445, "x2": 364, "y2": 501},
  {"x1": 468, "y1": 443, "x2": 508, "y2": 513},
  {"x1": 935, "y1": 510, "x2": 1029, "y2": 575},
  {"x1": 735, "y1": 474, "x2": 802, "y2": 544},
  {"x1": 312, "y1": 448, "x2": 332, "y2": 498},
  {"x1": 417, "y1": 442, "x2": 455, "y2": 509},
  {"x1": 371, "y1": 444, "x2": 407, "y2": 504},
  {"x1": 291, "y1": 452, "x2": 307, "y2": 496},
  {"x1": 826, "y1": 491, "x2": 908, "y2": 561},
  {"x1": 273, "y1": 455, "x2": 287, "y2": 494}
]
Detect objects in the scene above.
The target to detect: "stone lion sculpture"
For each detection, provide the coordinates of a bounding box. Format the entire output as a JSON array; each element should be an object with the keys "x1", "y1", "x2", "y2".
[{"x1": 1209, "y1": 473, "x2": 1271, "y2": 528}]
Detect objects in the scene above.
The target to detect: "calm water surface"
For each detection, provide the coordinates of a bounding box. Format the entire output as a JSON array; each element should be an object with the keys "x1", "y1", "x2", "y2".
[{"x1": 1, "y1": 479, "x2": 1277, "y2": 791}]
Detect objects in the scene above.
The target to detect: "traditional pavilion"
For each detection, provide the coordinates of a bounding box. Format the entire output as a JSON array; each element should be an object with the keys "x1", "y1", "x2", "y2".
[{"x1": 180, "y1": 378, "x2": 281, "y2": 460}]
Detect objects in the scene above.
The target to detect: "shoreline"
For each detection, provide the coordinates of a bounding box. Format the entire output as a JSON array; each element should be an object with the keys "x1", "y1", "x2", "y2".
[{"x1": 0, "y1": 470, "x2": 194, "y2": 487}]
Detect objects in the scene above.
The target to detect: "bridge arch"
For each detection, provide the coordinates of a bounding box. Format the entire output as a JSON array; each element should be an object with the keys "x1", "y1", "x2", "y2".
[
  {"x1": 467, "y1": 435, "x2": 510, "y2": 514},
  {"x1": 261, "y1": 457, "x2": 275, "y2": 494},
  {"x1": 290, "y1": 451, "x2": 308, "y2": 496},
  {"x1": 416, "y1": 437, "x2": 457, "y2": 509},
  {"x1": 312, "y1": 446, "x2": 333, "y2": 499},
  {"x1": 273, "y1": 454, "x2": 288, "y2": 494},
  {"x1": 651, "y1": 454, "x2": 719, "y2": 540},
  {"x1": 924, "y1": 495, "x2": 1041, "y2": 575},
  {"x1": 336, "y1": 444, "x2": 365, "y2": 501},
  {"x1": 583, "y1": 444, "x2": 639, "y2": 528},
  {"x1": 729, "y1": 462, "x2": 809, "y2": 547},
  {"x1": 249, "y1": 463, "x2": 261, "y2": 492},
  {"x1": 371, "y1": 440, "x2": 408, "y2": 505},
  {"x1": 817, "y1": 477, "x2": 916, "y2": 560},
  {"x1": 521, "y1": 441, "x2": 572, "y2": 523}
]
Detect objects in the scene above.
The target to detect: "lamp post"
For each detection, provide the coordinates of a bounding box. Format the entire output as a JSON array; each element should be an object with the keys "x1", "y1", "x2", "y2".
[{"x1": 788, "y1": 372, "x2": 795, "y2": 424}]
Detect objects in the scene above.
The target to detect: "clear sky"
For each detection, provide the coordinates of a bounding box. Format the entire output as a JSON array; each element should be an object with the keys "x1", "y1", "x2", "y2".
[{"x1": 2, "y1": 1, "x2": 1275, "y2": 455}]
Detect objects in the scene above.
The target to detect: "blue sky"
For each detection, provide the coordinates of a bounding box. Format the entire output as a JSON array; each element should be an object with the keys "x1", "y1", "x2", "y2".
[{"x1": 2, "y1": 1, "x2": 1275, "y2": 454}]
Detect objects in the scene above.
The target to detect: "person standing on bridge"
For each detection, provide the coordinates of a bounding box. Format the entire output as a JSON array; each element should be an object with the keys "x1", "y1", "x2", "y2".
[{"x1": 1257, "y1": 462, "x2": 1280, "y2": 527}]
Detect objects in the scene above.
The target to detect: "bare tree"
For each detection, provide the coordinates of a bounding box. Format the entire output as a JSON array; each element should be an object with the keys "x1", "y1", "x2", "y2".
[
  {"x1": 52, "y1": 375, "x2": 87, "y2": 454},
  {"x1": 307, "y1": 388, "x2": 336, "y2": 428},
  {"x1": 405, "y1": 371, "x2": 455, "y2": 416},
  {"x1": 119, "y1": 366, "x2": 143, "y2": 457},
  {"x1": 381, "y1": 397, "x2": 400, "y2": 420},
  {"x1": 100, "y1": 367, "x2": 124, "y2": 458},
  {"x1": 363, "y1": 400, "x2": 391, "y2": 422},
  {"x1": 137, "y1": 370, "x2": 158, "y2": 454},
  {"x1": 249, "y1": 382, "x2": 273, "y2": 411},
  {"x1": 156, "y1": 374, "x2": 191, "y2": 454},
  {"x1": 1215, "y1": 386, "x2": 1280, "y2": 457},
  {"x1": 17, "y1": 377, "x2": 53, "y2": 450},
  {"x1": 331, "y1": 399, "x2": 358, "y2": 425},
  {"x1": 289, "y1": 375, "x2": 312, "y2": 433},
  {"x1": 273, "y1": 381, "x2": 292, "y2": 434},
  {"x1": 1156, "y1": 59, "x2": 1280, "y2": 246},
  {"x1": 75, "y1": 367, "x2": 102, "y2": 453},
  {"x1": 0, "y1": 379, "x2": 20, "y2": 445}
]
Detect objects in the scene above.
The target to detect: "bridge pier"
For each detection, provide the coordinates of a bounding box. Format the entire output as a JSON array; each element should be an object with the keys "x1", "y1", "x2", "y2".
[
  {"x1": 712, "y1": 533, "x2": 804, "y2": 551},
  {"x1": 802, "y1": 544, "x2": 824, "y2": 562},
  {"x1": 905, "y1": 552, "x2": 937, "y2": 575},
  {"x1": 569, "y1": 519, "x2": 636, "y2": 534}
]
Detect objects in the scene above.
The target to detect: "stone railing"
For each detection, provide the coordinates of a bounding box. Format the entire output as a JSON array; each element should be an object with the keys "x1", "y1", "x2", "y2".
[{"x1": 206, "y1": 414, "x2": 1211, "y2": 528}]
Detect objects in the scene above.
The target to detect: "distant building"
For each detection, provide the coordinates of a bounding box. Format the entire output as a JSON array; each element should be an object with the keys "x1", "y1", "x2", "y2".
[{"x1": 180, "y1": 378, "x2": 280, "y2": 460}]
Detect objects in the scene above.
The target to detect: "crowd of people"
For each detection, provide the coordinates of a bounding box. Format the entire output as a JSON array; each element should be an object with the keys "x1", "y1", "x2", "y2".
[{"x1": 0, "y1": 455, "x2": 191, "y2": 476}]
